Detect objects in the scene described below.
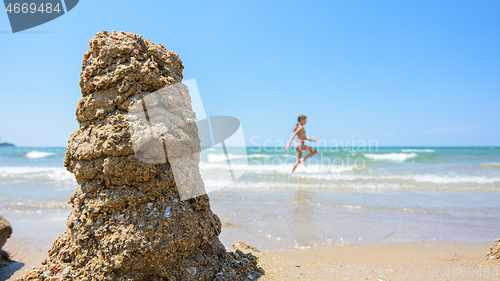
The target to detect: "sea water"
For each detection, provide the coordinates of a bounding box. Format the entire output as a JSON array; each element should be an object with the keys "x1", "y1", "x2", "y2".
[{"x1": 1, "y1": 146, "x2": 499, "y2": 250}]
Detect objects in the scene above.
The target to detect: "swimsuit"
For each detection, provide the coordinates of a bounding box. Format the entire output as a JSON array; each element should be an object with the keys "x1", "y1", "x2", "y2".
[
  {"x1": 295, "y1": 140, "x2": 305, "y2": 152},
  {"x1": 295, "y1": 125, "x2": 306, "y2": 151}
]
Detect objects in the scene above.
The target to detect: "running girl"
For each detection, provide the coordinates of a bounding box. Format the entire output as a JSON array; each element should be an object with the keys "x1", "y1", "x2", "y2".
[{"x1": 285, "y1": 115, "x2": 318, "y2": 172}]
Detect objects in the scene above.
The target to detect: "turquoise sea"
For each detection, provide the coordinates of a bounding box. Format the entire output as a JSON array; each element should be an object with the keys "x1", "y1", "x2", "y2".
[{"x1": 1, "y1": 146, "x2": 499, "y2": 250}]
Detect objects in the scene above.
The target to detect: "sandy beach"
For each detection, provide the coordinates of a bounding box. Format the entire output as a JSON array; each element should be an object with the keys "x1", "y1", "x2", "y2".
[
  {"x1": 2, "y1": 236, "x2": 498, "y2": 280},
  {"x1": 0, "y1": 214, "x2": 498, "y2": 280},
  {"x1": 255, "y1": 242, "x2": 498, "y2": 280}
]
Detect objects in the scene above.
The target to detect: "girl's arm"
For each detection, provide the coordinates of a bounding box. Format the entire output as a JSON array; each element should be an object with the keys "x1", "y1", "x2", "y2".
[
  {"x1": 306, "y1": 137, "x2": 319, "y2": 142},
  {"x1": 285, "y1": 129, "x2": 300, "y2": 150}
]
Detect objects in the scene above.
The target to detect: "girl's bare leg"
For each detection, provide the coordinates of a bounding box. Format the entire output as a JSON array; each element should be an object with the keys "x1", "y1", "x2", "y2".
[
  {"x1": 292, "y1": 149, "x2": 302, "y2": 172},
  {"x1": 299, "y1": 145, "x2": 318, "y2": 165}
]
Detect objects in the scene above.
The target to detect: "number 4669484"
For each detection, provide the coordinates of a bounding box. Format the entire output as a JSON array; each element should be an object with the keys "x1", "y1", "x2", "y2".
[{"x1": 6, "y1": 3, "x2": 61, "y2": 14}]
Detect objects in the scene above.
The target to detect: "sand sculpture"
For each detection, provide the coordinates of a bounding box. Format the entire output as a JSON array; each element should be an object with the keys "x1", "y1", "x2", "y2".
[
  {"x1": 18, "y1": 31, "x2": 263, "y2": 280},
  {"x1": 0, "y1": 215, "x2": 12, "y2": 266},
  {"x1": 484, "y1": 237, "x2": 500, "y2": 262}
]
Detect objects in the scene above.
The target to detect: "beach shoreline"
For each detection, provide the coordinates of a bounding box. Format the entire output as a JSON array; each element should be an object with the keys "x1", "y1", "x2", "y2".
[
  {"x1": 1, "y1": 146, "x2": 499, "y2": 279},
  {"x1": 1, "y1": 190, "x2": 499, "y2": 280},
  {"x1": 1, "y1": 234, "x2": 497, "y2": 280},
  {"x1": 0, "y1": 214, "x2": 498, "y2": 280}
]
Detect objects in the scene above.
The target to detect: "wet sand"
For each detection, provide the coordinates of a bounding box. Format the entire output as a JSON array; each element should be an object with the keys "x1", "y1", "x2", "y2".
[
  {"x1": 0, "y1": 214, "x2": 68, "y2": 281},
  {"x1": 1, "y1": 237, "x2": 47, "y2": 281},
  {"x1": 0, "y1": 216, "x2": 497, "y2": 281}
]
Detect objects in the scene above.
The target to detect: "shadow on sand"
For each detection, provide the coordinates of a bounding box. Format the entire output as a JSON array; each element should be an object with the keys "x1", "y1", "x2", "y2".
[
  {"x1": 0, "y1": 250, "x2": 25, "y2": 281},
  {"x1": 0, "y1": 262, "x2": 25, "y2": 281}
]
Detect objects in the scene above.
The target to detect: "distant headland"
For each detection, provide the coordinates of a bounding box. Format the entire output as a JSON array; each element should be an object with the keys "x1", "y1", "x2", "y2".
[
  {"x1": 0, "y1": 142, "x2": 15, "y2": 147},
  {"x1": 0, "y1": 137, "x2": 15, "y2": 147},
  {"x1": 0, "y1": 137, "x2": 16, "y2": 147}
]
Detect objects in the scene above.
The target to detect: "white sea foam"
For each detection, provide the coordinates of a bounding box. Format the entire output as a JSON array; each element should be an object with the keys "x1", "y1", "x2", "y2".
[
  {"x1": 4, "y1": 201, "x2": 71, "y2": 209},
  {"x1": 248, "y1": 154, "x2": 274, "y2": 158},
  {"x1": 375, "y1": 174, "x2": 496, "y2": 183},
  {"x1": 293, "y1": 245, "x2": 312, "y2": 250},
  {"x1": 25, "y1": 151, "x2": 54, "y2": 159},
  {"x1": 364, "y1": 153, "x2": 417, "y2": 162},
  {"x1": 202, "y1": 172, "x2": 500, "y2": 190},
  {"x1": 200, "y1": 158, "x2": 500, "y2": 185},
  {"x1": 203, "y1": 177, "x2": 292, "y2": 190},
  {"x1": 0, "y1": 166, "x2": 75, "y2": 182},
  {"x1": 206, "y1": 153, "x2": 273, "y2": 163},
  {"x1": 401, "y1": 149, "x2": 435, "y2": 153},
  {"x1": 280, "y1": 172, "x2": 500, "y2": 184},
  {"x1": 200, "y1": 162, "x2": 357, "y2": 174},
  {"x1": 342, "y1": 205, "x2": 362, "y2": 209},
  {"x1": 479, "y1": 162, "x2": 500, "y2": 168},
  {"x1": 412, "y1": 175, "x2": 500, "y2": 184},
  {"x1": 207, "y1": 153, "x2": 242, "y2": 162}
]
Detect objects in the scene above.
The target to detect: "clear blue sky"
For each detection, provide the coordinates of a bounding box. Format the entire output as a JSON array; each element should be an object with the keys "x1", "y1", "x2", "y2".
[{"x1": 1, "y1": 0, "x2": 499, "y2": 147}]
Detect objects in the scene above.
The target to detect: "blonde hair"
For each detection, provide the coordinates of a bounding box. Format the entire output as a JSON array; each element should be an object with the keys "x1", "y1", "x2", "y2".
[{"x1": 293, "y1": 115, "x2": 307, "y2": 131}]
